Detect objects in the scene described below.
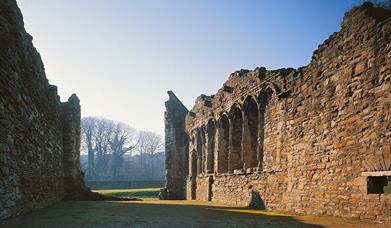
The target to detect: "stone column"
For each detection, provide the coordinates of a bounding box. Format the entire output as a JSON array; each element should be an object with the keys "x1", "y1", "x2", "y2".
[
  {"x1": 214, "y1": 130, "x2": 219, "y2": 174},
  {"x1": 202, "y1": 130, "x2": 208, "y2": 174},
  {"x1": 228, "y1": 120, "x2": 234, "y2": 173},
  {"x1": 205, "y1": 127, "x2": 215, "y2": 174},
  {"x1": 197, "y1": 155, "x2": 202, "y2": 175},
  {"x1": 188, "y1": 145, "x2": 194, "y2": 178},
  {"x1": 242, "y1": 114, "x2": 250, "y2": 171},
  {"x1": 257, "y1": 107, "x2": 265, "y2": 171},
  {"x1": 205, "y1": 131, "x2": 211, "y2": 173}
]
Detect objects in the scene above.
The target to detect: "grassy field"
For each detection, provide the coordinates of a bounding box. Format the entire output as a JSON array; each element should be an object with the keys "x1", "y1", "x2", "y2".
[
  {"x1": 384, "y1": 181, "x2": 391, "y2": 193},
  {"x1": 94, "y1": 188, "x2": 160, "y2": 200},
  {"x1": 1, "y1": 188, "x2": 388, "y2": 228}
]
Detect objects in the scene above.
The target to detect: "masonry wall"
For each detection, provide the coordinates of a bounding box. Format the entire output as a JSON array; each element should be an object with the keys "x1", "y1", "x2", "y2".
[
  {"x1": 161, "y1": 91, "x2": 189, "y2": 199},
  {"x1": 166, "y1": 3, "x2": 391, "y2": 222},
  {"x1": 0, "y1": 0, "x2": 85, "y2": 219}
]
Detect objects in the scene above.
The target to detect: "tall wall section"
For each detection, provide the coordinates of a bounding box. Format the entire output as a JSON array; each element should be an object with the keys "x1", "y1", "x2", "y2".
[
  {"x1": 161, "y1": 91, "x2": 189, "y2": 199},
  {"x1": 0, "y1": 0, "x2": 86, "y2": 219},
  {"x1": 169, "y1": 3, "x2": 391, "y2": 221}
]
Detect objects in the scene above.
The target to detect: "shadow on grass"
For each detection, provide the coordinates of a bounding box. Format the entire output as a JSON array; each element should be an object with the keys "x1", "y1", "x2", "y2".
[{"x1": 0, "y1": 200, "x2": 325, "y2": 228}]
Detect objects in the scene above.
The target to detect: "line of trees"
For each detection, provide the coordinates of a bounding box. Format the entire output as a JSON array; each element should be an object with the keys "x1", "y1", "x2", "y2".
[{"x1": 80, "y1": 117, "x2": 164, "y2": 181}]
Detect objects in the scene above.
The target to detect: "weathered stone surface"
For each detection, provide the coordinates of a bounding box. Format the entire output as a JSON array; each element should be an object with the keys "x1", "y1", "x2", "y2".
[
  {"x1": 0, "y1": 0, "x2": 90, "y2": 220},
  {"x1": 161, "y1": 91, "x2": 189, "y2": 199},
  {"x1": 164, "y1": 3, "x2": 391, "y2": 222}
]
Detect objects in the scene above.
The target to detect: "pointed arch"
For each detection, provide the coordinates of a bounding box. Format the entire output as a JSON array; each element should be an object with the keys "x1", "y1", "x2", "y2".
[
  {"x1": 229, "y1": 103, "x2": 242, "y2": 119},
  {"x1": 206, "y1": 119, "x2": 216, "y2": 173},
  {"x1": 265, "y1": 82, "x2": 281, "y2": 96},
  {"x1": 242, "y1": 96, "x2": 259, "y2": 169},
  {"x1": 229, "y1": 106, "x2": 244, "y2": 172},
  {"x1": 217, "y1": 114, "x2": 229, "y2": 174},
  {"x1": 196, "y1": 128, "x2": 204, "y2": 175}
]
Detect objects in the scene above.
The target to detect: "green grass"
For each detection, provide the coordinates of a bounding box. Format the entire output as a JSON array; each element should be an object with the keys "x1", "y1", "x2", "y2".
[
  {"x1": 384, "y1": 181, "x2": 391, "y2": 194},
  {"x1": 1, "y1": 198, "x2": 379, "y2": 227},
  {"x1": 94, "y1": 188, "x2": 161, "y2": 200}
]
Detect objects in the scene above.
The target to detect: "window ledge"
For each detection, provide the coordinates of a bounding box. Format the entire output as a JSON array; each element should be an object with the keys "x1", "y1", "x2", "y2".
[{"x1": 362, "y1": 171, "x2": 391, "y2": 176}]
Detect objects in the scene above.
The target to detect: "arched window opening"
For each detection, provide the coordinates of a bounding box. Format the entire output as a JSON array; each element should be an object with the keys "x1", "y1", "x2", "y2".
[
  {"x1": 229, "y1": 107, "x2": 244, "y2": 172},
  {"x1": 196, "y1": 129, "x2": 203, "y2": 175},
  {"x1": 206, "y1": 120, "x2": 215, "y2": 173},
  {"x1": 217, "y1": 115, "x2": 229, "y2": 174},
  {"x1": 243, "y1": 97, "x2": 259, "y2": 170},
  {"x1": 191, "y1": 149, "x2": 197, "y2": 200}
]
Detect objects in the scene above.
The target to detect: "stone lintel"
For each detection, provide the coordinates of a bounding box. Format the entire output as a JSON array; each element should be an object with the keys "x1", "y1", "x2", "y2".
[{"x1": 361, "y1": 171, "x2": 391, "y2": 177}]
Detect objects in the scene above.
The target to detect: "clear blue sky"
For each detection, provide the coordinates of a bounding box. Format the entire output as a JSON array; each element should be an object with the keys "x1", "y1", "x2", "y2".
[{"x1": 17, "y1": 0, "x2": 361, "y2": 135}]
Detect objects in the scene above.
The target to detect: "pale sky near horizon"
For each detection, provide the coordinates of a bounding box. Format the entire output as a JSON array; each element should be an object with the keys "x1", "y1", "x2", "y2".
[{"x1": 17, "y1": 0, "x2": 362, "y2": 136}]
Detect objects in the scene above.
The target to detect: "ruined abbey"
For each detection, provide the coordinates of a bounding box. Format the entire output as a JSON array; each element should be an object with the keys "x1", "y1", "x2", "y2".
[
  {"x1": 1, "y1": 0, "x2": 390, "y2": 224},
  {"x1": 0, "y1": 0, "x2": 90, "y2": 219},
  {"x1": 163, "y1": 3, "x2": 391, "y2": 221}
]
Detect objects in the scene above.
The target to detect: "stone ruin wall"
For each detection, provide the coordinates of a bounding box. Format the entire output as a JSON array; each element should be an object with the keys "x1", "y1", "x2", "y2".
[
  {"x1": 164, "y1": 3, "x2": 391, "y2": 221},
  {"x1": 0, "y1": 0, "x2": 86, "y2": 219},
  {"x1": 161, "y1": 91, "x2": 189, "y2": 200}
]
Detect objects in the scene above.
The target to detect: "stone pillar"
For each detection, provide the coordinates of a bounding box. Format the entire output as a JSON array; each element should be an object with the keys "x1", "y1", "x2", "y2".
[
  {"x1": 216, "y1": 126, "x2": 222, "y2": 174},
  {"x1": 188, "y1": 145, "x2": 194, "y2": 178},
  {"x1": 197, "y1": 155, "x2": 202, "y2": 175},
  {"x1": 213, "y1": 125, "x2": 221, "y2": 174},
  {"x1": 161, "y1": 91, "x2": 189, "y2": 200},
  {"x1": 206, "y1": 123, "x2": 216, "y2": 174},
  {"x1": 257, "y1": 107, "x2": 265, "y2": 171},
  {"x1": 242, "y1": 114, "x2": 250, "y2": 170},
  {"x1": 228, "y1": 121, "x2": 234, "y2": 173},
  {"x1": 61, "y1": 94, "x2": 90, "y2": 199},
  {"x1": 63, "y1": 95, "x2": 80, "y2": 179},
  {"x1": 205, "y1": 133, "x2": 213, "y2": 174},
  {"x1": 213, "y1": 130, "x2": 219, "y2": 174},
  {"x1": 201, "y1": 130, "x2": 207, "y2": 174}
]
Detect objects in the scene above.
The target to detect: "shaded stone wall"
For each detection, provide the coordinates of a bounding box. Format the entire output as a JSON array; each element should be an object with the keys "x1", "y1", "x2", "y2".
[
  {"x1": 0, "y1": 0, "x2": 85, "y2": 219},
  {"x1": 161, "y1": 91, "x2": 189, "y2": 199},
  {"x1": 60, "y1": 95, "x2": 91, "y2": 200},
  {"x1": 165, "y1": 3, "x2": 391, "y2": 221}
]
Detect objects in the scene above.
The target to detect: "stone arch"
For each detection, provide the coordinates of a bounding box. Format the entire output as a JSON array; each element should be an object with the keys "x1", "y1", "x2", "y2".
[
  {"x1": 229, "y1": 103, "x2": 242, "y2": 118},
  {"x1": 242, "y1": 96, "x2": 259, "y2": 170},
  {"x1": 265, "y1": 82, "x2": 281, "y2": 96},
  {"x1": 217, "y1": 114, "x2": 229, "y2": 174},
  {"x1": 229, "y1": 106, "x2": 244, "y2": 172},
  {"x1": 206, "y1": 119, "x2": 216, "y2": 173}
]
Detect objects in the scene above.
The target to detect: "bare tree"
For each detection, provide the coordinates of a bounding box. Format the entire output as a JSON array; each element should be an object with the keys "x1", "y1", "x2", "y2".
[
  {"x1": 109, "y1": 122, "x2": 138, "y2": 179},
  {"x1": 93, "y1": 118, "x2": 112, "y2": 179},
  {"x1": 137, "y1": 131, "x2": 163, "y2": 179},
  {"x1": 81, "y1": 117, "x2": 96, "y2": 178},
  {"x1": 81, "y1": 116, "x2": 163, "y2": 181}
]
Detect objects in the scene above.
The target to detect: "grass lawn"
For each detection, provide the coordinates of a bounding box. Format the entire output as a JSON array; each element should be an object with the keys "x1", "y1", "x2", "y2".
[
  {"x1": 384, "y1": 181, "x2": 391, "y2": 193},
  {"x1": 94, "y1": 188, "x2": 160, "y2": 200},
  {"x1": 1, "y1": 188, "x2": 388, "y2": 228}
]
